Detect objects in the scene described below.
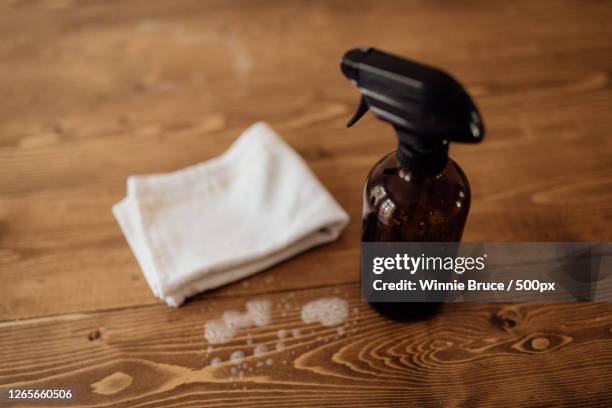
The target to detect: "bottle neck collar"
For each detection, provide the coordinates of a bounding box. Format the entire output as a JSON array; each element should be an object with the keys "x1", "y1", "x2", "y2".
[{"x1": 396, "y1": 142, "x2": 449, "y2": 175}]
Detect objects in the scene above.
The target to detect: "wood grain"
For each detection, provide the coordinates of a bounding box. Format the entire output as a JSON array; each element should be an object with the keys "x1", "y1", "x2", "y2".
[
  {"x1": 1, "y1": 0, "x2": 612, "y2": 406},
  {"x1": 1, "y1": 284, "x2": 612, "y2": 407}
]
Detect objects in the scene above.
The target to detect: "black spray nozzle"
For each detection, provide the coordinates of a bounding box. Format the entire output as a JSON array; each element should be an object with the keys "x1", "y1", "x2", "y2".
[{"x1": 341, "y1": 48, "x2": 485, "y2": 150}]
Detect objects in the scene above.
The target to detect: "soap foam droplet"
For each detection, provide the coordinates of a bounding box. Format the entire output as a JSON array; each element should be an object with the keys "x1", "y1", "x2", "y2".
[
  {"x1": 256, "y1": 361, "x2": 264, "y2": 367},
  {"x1": 210, "y1": 357, "x2": 222, "y2": 366},
  {"x1": 301, "y1": 297, "x2": 349, "y2": 327},
  {"x1": 230, "y1": 350, "x2": 245, "y2": 361},
  {"x1": 230, "y1": 367, "x2": 238, "y2": 375},
  {"x1": 277, "y1": 329, "x2": 287, "y2": 339},
  {"x1": 205, "y1": 319, "x2": 236, "y2": 344},
  {"x1": 265, "y1": 358, "x2": 273, "y2": 366},
  {"x1": 246, "y1": 299, "x2": 272, "y2": 327},
  {"x1": 291, "y1": 328, "x2": 301, "y2": 337},
  {"x1": 253, "y1": 344, "x2": 268, "y2": 356},
  {"x1": 204, "y1": 299, "x2": 273, "y2": 344},
  {"x1": 276, "y1": 342, "x2": 285, "y2": 351},
  {"x1": 337, "y1": 326, "x2": 345, "y2": 336}
]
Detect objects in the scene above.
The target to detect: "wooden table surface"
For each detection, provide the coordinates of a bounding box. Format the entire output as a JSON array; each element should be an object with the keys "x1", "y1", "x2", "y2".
[{"x1": 1, "y1": 0, "x2": 612, "y2": 406}]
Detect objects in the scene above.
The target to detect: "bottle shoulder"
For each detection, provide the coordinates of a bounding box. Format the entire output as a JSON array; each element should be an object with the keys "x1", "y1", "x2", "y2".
[{"x1": 363, "y1": 151, "x2": 470, "y2": 238}]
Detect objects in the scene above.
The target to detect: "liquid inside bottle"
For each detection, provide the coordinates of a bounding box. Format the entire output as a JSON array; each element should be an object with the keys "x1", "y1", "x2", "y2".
[{"x1": 362, "y1": 151, "x2": 471, "y2": 320}]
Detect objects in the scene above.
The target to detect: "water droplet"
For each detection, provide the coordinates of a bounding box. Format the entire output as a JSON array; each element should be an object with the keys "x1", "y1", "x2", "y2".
[
  {"x1": 253, "y1": 344, "x2": 268, "y2": 355},
  {"x1": 230, "y1": 350, "x2": 245, "y2": 361}
]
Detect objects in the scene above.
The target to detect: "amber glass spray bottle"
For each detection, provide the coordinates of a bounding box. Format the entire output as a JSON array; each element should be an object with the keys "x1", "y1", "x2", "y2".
[{"x1": 341, "y1": 48, "x2": 485, "y2": 320}]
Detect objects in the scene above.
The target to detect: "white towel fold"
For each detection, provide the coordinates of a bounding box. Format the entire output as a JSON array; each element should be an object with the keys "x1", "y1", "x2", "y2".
[{"x1": 112, "y1": 122, "x2": 349, "y2": 306}]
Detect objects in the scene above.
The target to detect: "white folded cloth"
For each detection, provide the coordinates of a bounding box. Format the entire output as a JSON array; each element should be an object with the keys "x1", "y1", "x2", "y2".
[{"x1": 112, "y1": 122, "x2": 349, "y2": 306}]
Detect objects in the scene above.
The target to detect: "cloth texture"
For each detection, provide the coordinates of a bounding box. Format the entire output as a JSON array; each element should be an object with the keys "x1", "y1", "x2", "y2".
[{"x1": 113, "y1": 122, "x2": 349, "y2": 306}]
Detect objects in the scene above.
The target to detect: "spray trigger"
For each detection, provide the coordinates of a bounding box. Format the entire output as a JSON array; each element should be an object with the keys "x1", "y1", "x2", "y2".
[{"x1": 346, "y1": 96, "x2": 369, "y2": 127}]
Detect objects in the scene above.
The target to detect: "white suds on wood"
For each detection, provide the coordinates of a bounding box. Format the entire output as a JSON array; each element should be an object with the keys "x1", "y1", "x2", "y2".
[
  {"x1": 230, "y1": 350, "x2": 245, "y2": 361},
  {"x1": 204, "y1": 319, "x2": 236, "y2": 345},
  {"x1": 246, "y1": 299, "x2": 272, "y2": 327},
  {"x1": 204, "y1": 299, "x2": 272, "y2": 344},
  {"x1": 301, "y1": 297, "x2": 349, "y2": 327},
  {"x1": 253, "y1": 344, "x2": 268, "y2": 355}
]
